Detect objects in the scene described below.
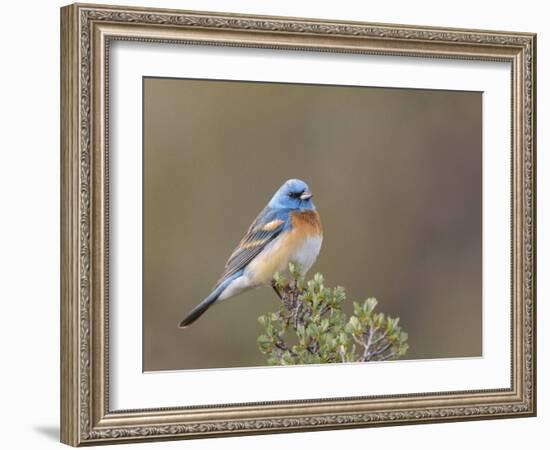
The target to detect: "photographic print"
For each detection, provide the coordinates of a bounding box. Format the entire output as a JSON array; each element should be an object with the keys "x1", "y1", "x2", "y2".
[
  {"x1": 143, "y1": 78, "x2": 482, "y2": 371},
  {"x1": 61, "y1": 4, "x2": 536, "y2": 445}
]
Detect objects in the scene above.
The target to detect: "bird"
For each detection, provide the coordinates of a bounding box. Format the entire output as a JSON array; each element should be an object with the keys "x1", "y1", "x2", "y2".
[{"x1": 178, "y1": 179, "x2": 323, "y2": 328}]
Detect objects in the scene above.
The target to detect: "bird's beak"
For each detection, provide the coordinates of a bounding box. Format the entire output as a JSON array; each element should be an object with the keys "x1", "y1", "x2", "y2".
[{"x1": 300, "y1": 191, "x2": 313, "y2": 200}]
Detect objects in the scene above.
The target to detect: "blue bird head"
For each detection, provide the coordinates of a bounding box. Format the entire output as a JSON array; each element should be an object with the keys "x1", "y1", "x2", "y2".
[{"x1": 268, "y1": 179, "x2": 316, "y2": 211}]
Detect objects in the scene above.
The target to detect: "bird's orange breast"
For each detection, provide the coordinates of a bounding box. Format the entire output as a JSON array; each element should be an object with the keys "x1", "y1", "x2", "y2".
[{"x1": 290, "y1": 210, "x2": 323, "y2": 237}]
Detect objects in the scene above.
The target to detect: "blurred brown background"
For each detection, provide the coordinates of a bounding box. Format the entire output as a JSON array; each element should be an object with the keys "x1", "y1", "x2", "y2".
[{"x1": 143, "y1": 77, "x2": 482, "y2": 371}]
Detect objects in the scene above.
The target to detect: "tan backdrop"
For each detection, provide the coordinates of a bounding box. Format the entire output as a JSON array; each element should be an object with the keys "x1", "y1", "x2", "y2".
[{"x1": 143, "y1": 77, "x2": 482, "y2": 371}]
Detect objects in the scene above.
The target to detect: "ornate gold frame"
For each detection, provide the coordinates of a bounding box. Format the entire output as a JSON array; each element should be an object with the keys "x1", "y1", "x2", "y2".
[{"x1": 60, "y1": 3, "x2": 536, "y2": 446}]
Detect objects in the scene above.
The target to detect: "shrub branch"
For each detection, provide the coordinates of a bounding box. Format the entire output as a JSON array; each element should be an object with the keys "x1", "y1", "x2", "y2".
[{"x1": 258, "y1": 263, "x2": 409, "y2": 365}]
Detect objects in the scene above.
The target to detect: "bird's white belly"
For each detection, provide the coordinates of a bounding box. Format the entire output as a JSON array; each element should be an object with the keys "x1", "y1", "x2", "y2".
[{"x1": 291, "y1": 235, "x2": 323, "y2": 275}]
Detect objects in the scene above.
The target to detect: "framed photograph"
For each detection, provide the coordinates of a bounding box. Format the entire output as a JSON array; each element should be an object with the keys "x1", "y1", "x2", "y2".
[{"x1": 60, "y1": 3, "x2": 536, "y2": 446}]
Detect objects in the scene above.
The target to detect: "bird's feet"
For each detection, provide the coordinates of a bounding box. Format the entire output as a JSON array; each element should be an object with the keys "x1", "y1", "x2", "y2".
[{"x1": 271, "y1": 279, "x2": 283, "y2": 300}]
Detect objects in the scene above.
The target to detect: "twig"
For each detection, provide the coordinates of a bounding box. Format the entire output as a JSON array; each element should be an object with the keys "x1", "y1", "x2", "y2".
[
  {"x1": 370, "y1": 329, "x2": 389, "y2": 347},
  {"x1": 274, "y1": 340, "x2": 297, "y2": 357},
  {"x1": 307, "y1": 339, "x2": 319, "y2": 355},
  {"x1": 368, "y1": 342, "x2": 393, "y2": 359},
  {"x1": 359, "y1": 327, "x2": 373, "y2": 361},
  {"x1": 338, "y1": 346, "x2": 347, "y2": 363},
  {"x1": 379, "y1": 351, "x2": 397, "y2": 361}
]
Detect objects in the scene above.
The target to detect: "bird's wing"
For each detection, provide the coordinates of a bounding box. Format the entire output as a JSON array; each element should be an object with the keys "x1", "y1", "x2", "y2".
[{"x1": 217, "y1": 207, "x2": 289, "y2": 283}]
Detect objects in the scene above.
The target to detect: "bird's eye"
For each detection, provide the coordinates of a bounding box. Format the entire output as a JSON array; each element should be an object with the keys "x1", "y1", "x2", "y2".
[{"x1": 288, "y1": 192, "x2": 301, "y2": 199}]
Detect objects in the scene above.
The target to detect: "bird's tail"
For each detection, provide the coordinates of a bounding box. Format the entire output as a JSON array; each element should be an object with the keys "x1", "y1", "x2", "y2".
[{"x1": 178, "y1": 271, "x2": 241, "y2": 328}]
